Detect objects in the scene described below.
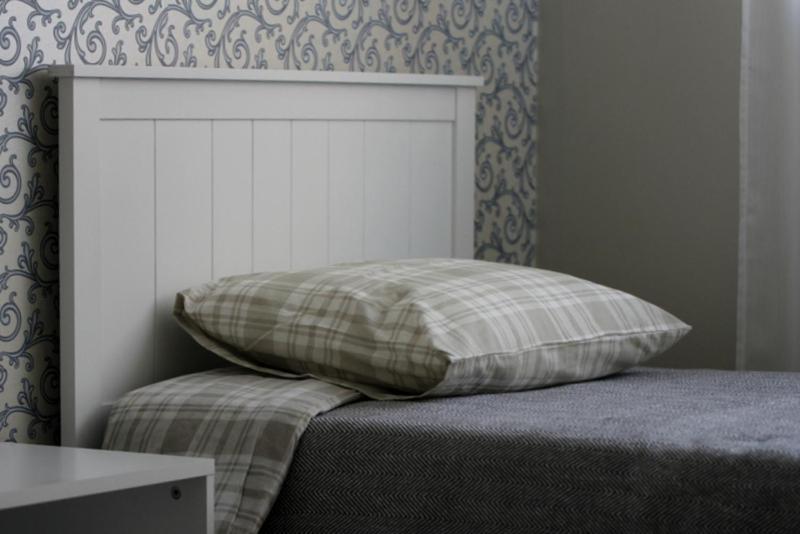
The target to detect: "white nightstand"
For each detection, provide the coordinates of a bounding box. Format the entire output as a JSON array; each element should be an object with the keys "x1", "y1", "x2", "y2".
[{"x1": 0, "y1": 443, "x2": 214, "y2": 534}]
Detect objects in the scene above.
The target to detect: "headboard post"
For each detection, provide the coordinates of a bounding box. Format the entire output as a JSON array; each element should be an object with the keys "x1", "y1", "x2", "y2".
[
  {"x1": 58, "y1": 76, "x2": 105, "y2": 447},
  {"x1": 454, "y1": 87, "x2": 478, "y2": 258},
  {"x1": 53, "y1": 66, "x2": 482, "y2": 447}
]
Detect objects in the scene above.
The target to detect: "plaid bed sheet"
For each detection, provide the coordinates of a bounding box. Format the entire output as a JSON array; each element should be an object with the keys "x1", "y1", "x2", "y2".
[{"x1": 102, "y1": 367, "x2": 361, "y2": 534}]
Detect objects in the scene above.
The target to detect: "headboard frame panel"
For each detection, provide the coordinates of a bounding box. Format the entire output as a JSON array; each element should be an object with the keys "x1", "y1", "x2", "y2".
[{"x1": 54, "y1": 66, "x2": 481, "y2": 447}]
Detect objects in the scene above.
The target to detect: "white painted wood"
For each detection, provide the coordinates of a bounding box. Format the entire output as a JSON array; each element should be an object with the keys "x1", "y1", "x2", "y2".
[
  {"x1": 3, "y1": 478, "x2": 211, "y2": 534},
  {"x1": 58, "y1": 77, "x2": 103, "y2": 448},
  {"x1": 0, "y1": 443, "x2": 213, "y2": 510},
  {"x1": 155, "y1": 121, "x2": 218, "y2": 380},
  {"x1": 0, "y1": 444, "x2": 213, "y2": 534},
  {"x1": 98, "y1": 120, "x2": 156, "y2": 422},
  {"x1": 54, "y1": 68, "x2": 479, "y2": 448},
  {"x1": 454, "y1": 87, "x2": 478, "y2": 258},
  {"x1": 364, "y1": 121, "x2": 413, "y2": 259},
  {"x1": 213, "y1": 121, "x2": 253, "y2": 278},
  {"x1": 328, "y1": 122, "x2": 366, "y2": 263},
  {"x1": 97, "y1": 80, "x2": 458, "y2": 122},
  {"x1": 291, "y1": 121, "x2": 329, "y2": 269},
  {"x1": 253, "y1": 121, "x2": 292, "y2": 272},
  {"x1": 49, "y1": 64, "x2": 483, "y2": 87},
  {"x1": 411, "y1": 122, "x2": 454, "y2": 257}
]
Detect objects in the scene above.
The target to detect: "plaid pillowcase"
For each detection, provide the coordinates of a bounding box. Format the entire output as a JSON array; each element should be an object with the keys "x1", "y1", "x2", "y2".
[{"x1": 174, "y1": 258, "x2": 690, "y2": 398}]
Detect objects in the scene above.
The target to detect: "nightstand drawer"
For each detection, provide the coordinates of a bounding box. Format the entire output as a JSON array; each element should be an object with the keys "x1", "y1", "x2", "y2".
[
  {"x1": 2, "y1": 476, "x2": 210, "y2": 534},
  {"x1": 0, "y1": 444, "x2": 214, "y2": 533}
]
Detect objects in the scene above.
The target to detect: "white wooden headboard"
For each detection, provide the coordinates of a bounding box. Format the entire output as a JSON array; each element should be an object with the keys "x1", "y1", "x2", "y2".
[{"x1": 53, "y1": 65, "x2": 482, "y2": 448}]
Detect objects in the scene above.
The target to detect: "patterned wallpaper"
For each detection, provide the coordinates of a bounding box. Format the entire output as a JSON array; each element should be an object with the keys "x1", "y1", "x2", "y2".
[{"x1": 0, "y1": 0, "x2": 537, "y2": 444}]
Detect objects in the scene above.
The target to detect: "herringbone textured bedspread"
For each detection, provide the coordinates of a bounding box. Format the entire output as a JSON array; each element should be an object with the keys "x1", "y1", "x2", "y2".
[{"x1": 263, "y1": 367, "x2": 800, "y2": 534}]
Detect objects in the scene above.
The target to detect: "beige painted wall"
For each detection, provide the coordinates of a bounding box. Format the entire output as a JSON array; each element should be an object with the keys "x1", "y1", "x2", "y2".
[{"x1": 538, "y1": 0, "x2": 742, "y2": 369}]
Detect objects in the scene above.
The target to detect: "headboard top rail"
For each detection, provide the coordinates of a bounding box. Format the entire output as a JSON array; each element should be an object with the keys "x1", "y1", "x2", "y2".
[{"x1": 49, "y1": 65, "x2": 484, "y2": 88}]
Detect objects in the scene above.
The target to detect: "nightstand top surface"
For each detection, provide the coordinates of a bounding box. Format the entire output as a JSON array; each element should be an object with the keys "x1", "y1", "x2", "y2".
[{"x1": 0, "y1": 443, "x2": 214, "y2": 510}]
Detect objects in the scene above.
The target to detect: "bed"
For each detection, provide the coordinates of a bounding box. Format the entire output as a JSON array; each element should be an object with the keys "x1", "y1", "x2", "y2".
[{"x1": 54, "y1": 66, "x2": 800, "y2": 533}]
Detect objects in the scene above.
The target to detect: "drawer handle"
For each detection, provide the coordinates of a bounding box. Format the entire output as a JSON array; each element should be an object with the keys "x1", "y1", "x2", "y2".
[{"x1": 171, "y1": 486, "x2": 182, "y2": 500}]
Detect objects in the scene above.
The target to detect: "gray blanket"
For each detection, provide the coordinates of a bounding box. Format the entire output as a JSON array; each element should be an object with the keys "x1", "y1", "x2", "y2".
[{"x1": 264, "y1": 367, "x2": 800, "y2": 533}]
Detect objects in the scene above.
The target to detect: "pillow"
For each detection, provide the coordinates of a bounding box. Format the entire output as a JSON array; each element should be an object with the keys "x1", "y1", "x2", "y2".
[{"x1": 174, "y1": 258, "x2": 690, "y2": 398}]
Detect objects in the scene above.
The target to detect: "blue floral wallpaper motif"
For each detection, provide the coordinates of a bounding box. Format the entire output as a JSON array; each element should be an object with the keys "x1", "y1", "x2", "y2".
[{"x1": 0, "y1": 0, "x2": 537, "y2": 444}]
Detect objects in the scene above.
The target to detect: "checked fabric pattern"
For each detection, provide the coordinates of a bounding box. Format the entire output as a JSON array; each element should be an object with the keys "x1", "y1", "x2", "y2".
[
  {"x1": 174, "y1": 259, "x2": 690, "y2": 398},
  {"x1": 102, "y1": 368, "x2": 360, "y2": 534}
]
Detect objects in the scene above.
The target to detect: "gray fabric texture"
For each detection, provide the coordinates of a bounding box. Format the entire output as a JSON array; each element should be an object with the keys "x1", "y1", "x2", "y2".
[{"x1": 262, "y1": 367, "x2": 800, "y2": 534}]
